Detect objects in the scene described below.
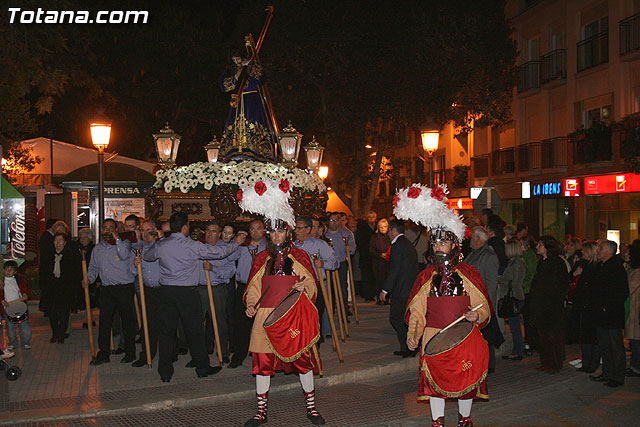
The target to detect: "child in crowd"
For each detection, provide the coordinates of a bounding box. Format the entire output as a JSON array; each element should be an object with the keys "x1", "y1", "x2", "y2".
[{"x1": 1, "y1": 261, "x2": 32, "y2": 350}]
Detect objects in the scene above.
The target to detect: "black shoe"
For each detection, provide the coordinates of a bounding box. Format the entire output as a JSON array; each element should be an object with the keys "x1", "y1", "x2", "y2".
[
  {"x1": 177, "y1": 347, "x2": 188, "y2": 355},
  {"x1": 185, "y1": 360, "x2": 197, "y2": 368},
  {"x1": 83, "y1": 322, "x2": 88, "y2": 329},
  {"x1": 64, "y1": 333, "x2": 70, "y2": 338},
  {"x1": 90, "y1": 357, "x2": 110, "y2": 366},
  {"x1": 244, "y1": 417, "x2": 267, "y2": 427},
  {"x1": 488, "y1": 368, "x2": 495, "y2": 374},
  {"x1": 228, "y1": 360, "x2": 242, "y2": 369},
  {"x1": 625, "y1": 368, "x2": 640, "y2": 377},
  {"x1": 49, "y1": 337, "x2": 58, "y2": 343},
  {"x1": 161, "y1": 377, "x2": 171, "y2": 383},
  {"x1": 604, "y1": 380, "x2": 623, "y2": 387},
  {"x1": 393, "y1": 350, "x2": 405, "y2": 356},
  {"x1": 590, "y1": 375, "x2": 609, "y2": 382},
  {"x1": 113, "y1": 348, "x2": 125, "y2": 355},
  {"x1": 197, "y1": 366, "x2": 222, "y2": 378},
  {"x1": 121, "y1": 355, "x2": 136, "y2": 363},
  {"x1": 222, "y1": 357, "x2": 230, "y2": 364},
  {"x1": 132, "y1": 359, "x2": 147, "y2": 367},
  {"x1": 402, "y1": 350, "x2": 418, "y2": 358},
  {"x1": 57, "y1": 338, "x2": 65, "y2": 344},
  {"x1": 502, "y1": 355, "x2": 523, "y2": 361},
  {"x1": 307, "y1": 412, "x2": 326, "y2": 425}
]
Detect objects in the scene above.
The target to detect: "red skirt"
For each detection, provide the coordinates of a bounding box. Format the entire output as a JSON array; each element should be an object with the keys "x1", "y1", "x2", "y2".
[{"x1": 252, "y1": 351, "x2": 320, "y2": 376}]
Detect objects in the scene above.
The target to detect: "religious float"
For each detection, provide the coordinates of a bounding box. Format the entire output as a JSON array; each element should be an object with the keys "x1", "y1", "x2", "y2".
[{"x1": 144, "y1": 7, "x2": 328, "y2": 225}]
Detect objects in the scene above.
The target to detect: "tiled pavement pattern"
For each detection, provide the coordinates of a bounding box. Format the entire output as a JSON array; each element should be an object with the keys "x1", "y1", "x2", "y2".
[{"x1": 10, "y1": 351, "x2": 640, "y2": 426}]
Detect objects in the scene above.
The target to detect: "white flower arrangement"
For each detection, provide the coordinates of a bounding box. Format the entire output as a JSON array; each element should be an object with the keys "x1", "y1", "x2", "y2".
[{"x1": 153, "y1": 161, "x2": 327, "y2": 194}]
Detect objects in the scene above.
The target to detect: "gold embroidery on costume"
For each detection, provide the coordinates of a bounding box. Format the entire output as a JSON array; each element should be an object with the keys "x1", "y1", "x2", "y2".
[
  {"x1": 289, "y1": 328, "x2": 301, "y2": 339},
  {"x1": 461, "y1": 360, "x2": 473, "y2": 371},
  {"x1": 222, "y1": 76, "x2": 236, "y2": 92}
]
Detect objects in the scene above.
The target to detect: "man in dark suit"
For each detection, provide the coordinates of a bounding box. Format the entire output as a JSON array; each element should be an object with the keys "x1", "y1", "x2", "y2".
[
  {"x1": 380, "y1": 219, "x2": 418, "y2": 357},
  {"x1": 38, "y1": 219, "x2": 58, "y2": 315}
]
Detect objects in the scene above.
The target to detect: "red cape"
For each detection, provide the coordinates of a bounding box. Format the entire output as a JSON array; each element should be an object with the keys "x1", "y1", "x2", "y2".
[
  {"x1": 404, "y1": 262, "x2": 494, "y2": 328},
  {"x1": 244, "y1": 247, "x2": 318, "y2": 304}
]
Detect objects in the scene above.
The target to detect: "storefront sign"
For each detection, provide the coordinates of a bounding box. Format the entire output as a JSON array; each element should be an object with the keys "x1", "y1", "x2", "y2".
[
  {"x1": 103, "y1": 184, "x2": 150, "y2": 198},
  {"x1": 532, "y1": 179, "x2": 580, "y2": 197},
  {"x1": 584, "y1": 173, "x2": 640, "y2": 195},
  {"x1": 2, "y1": 199, "x2": 26, "y2": 259},
  {"x1": 446, "y1": 198, "x2": 474, "y2": 210}
]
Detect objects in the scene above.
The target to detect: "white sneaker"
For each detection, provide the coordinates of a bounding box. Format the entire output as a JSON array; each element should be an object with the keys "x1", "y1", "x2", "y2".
[
  {"x1": 24, "y1": 344, "x2": 32, "y2": 349},
  {"x1": 573, "y1": 362, "x2": 583, "y2": 369},
  {"x1": 569, "y1": 358, "x2": 582, "y2": 366},
  {"x1": 1, "y1": 349, "x2": 15, "y2": 359},
  {"x1": 6, "y1": 345, "x2": 15, "y2": 351}
]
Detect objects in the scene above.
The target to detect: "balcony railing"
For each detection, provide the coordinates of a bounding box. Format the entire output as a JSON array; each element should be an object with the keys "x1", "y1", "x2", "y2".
[
  {"x1": 472, "y1": 154, "x2": 490, "y2": 179},
  {"x1": 540, "y1": 137, "x2": 568, "y2": 168},
  {"x1": 517, "y1": 61, "x2": 541, "y2": 92},
  {"x1": 620, "y1": 12, "x2": 640, "y2": 56},
  {"x1": 541, "y1": 49, "x2": 567, "y2": 83},
  {"x1": 491, "y1": 148, "x2": 516, "y2": 175},
  {"x1": 570, "y1": 126, "x2": 613, "y2": 164},
  {"x1": 517, "y1": 142, "x2": 541, "y2": 172},
  {"x1": 577, "y1": 32, "x2": 609, "y2": 72}
]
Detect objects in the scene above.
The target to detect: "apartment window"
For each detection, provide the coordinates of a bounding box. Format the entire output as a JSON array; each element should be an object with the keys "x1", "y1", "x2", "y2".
[
  {"x1": 578, "y1": 17, "x2": 609, "y2": 71},
  {"x1": 583, "y1": 105, "x2": 612, "y2": 128}
]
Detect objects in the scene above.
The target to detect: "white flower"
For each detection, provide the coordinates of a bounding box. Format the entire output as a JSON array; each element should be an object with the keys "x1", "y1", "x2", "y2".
[
  {"x1": 164, "y1": 182, "x2": 173, "y2": 193},
  {"x1": 204, "y1": 178, "x2": 214, "y2": 190}
]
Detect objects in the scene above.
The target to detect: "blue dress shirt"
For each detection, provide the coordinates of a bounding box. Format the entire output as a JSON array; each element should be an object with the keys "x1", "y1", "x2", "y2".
[
  {"x1": 236, "y1": 239, "x2": 268, "y2": 284},
  {"x1": 143, "y1": 233, "x2": 238, "y2": 286},
  {"x1": 87, "y1": 239, "x2": 136, "y2": 285},
  {"x1": 134, "y1": 242, "x2": 160, "y2": 288},
  {"x1": 325, "y1": 227, "x2": 356, "y2": 262},
  {"x1": 295, "y1": 236, "x2": 339, "y2": 279},
  {"x1": 198, "y1": 240, "x2": 238, "y2": 286}
]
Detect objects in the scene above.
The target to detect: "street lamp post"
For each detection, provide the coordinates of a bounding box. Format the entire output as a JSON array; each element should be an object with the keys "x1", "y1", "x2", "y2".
[
  {"x1": 90, "y1": 118, "x2": 112, "y2": 235},
  {"x1": 421, "y1": 130, "x2": 440, "y2": 187}
]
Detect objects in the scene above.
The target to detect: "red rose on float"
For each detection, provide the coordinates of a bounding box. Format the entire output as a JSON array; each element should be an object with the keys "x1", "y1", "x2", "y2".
[
  {"x1": 254, "y1": 181, "x2": 267, "y2": 196},
  {"x1": 236, "y1": 189, "x2": 243, "y2": 201},
  {"x1": 464, "y1": 226, "x2": 472, "y2": 240},
  {"x1": 431, "y1": 186, "x2": 445, "y2": 201},
  {"x1": 392, "y1": 194, "x2": 400, "y2": 207},
  {"x1": 407, "y1": 187, "x2": 422, "y2": 199},
  {"x1": 279, "y1": 179, "x2": 290, "y2": 193}
]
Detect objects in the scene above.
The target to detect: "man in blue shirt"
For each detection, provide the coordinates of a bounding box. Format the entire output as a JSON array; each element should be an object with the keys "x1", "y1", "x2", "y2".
[
  {"x1": 131, "y1": 219, "x2": 161, "y2": 367},
  {"x1": 191, "y1": 221, "x2": 242, "y2": 366},
  {"x1": 229, "y1": 218, "x2": 267, "y2": 369},
  {"x1": 143, "y1": 212, "x2": 244, "y2": 382},
  {"x1": 294, "y1": 216, "x2": 338, "y2": 339},
  {"x1": 83, "y1": 218, "x2": 137, "y2": 365},
  {"x1": 325, "y1": 212, "x2": 356, "y2": 318}
]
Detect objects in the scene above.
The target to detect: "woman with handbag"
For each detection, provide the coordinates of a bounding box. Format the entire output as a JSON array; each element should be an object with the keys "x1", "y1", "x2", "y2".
[
  {"x1": 530, "y1": 236, "x2": 570, "y2": 373},
  {"x1": 499, "y1": 239, "x2": 527, "y2": 360}
]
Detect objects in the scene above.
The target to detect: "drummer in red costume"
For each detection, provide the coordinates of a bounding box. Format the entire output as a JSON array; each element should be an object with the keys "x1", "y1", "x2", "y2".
[
  {"x1": 237, "y1": 178, "x2": 325, "y2": 427},
  {"x1": 393, "y1": 183, "x2": 491, "y2": 427}
]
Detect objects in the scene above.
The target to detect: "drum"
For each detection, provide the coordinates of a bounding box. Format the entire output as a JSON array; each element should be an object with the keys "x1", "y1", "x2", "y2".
[
  {"x1": 421, "y1": 321, "x2": 489, "y2": 397},
  {"x1": 5, "y1": 301, "x2": 28, "y2": 324},
  {"x1": 263, "y1": 291, "x2": 320, "y2": 362}
]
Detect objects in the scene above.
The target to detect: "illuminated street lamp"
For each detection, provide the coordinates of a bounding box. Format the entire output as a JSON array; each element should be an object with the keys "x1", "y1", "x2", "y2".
[
  {"x1": 204, "y1": 135, "x2": 221, "y2": 163},
  {"x1": 278, "y1": 121, "x2": 302, "y2": 169},
  {"x1": 421, "y1": 130, "x2": 440, "y2": 187},
  {"x1": 303, "y1": 136, "x2": 324, "y2": 173},
  {"x1": 153, "y1": 122, "x2": 181, "y2": 170},
  {"x1": 90, "y1": 116, "x2": 112, "y2": 234},
  {"x1": 318, "y1": 166, "x2": 329, "y2": 180}
]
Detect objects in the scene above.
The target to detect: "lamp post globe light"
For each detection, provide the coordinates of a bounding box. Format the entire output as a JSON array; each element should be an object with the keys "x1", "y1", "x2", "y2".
[
  {"x1": 421, "y1": 129, "x2": 440, "y2": 188},
  {"x1": 278, "y1": 121, "x2": 302, "y2": 170},
  {"x1": 153, "y1": 122, "x2": 181, "y2": 170},
  {"x1": 303, "y1": 136, "x2": 324, "y2": 173},
  {"x1": 318, "y1": 166, "x2": 328, "y2": 181},
  {"x1": 204, "y1": 135, "x2": 222, "y2": 163},
  {"x1": 90, "y1": 117, "x2": 112, "y2": 235}
]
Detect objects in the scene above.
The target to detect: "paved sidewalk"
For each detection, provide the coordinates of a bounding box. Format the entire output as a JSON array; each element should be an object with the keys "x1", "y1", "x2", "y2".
[{"x1": 0, "y1": 300, "x2": 414, "y2": 424}]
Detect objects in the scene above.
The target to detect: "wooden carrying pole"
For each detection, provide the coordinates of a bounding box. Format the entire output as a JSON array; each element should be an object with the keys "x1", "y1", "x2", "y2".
[
  {"x1": 135, "y1": 262, "x2": 152, "y2": 367},
  {"x1": 205, "y1": 267, "x2": 224, "y2": 365},
  {"x1": 327, "y1": 271, "x2": 345, "y2": 342},
  {"x1": 439, "y1": 304, "x2": 484, "y2": 334},
  {"x1": 317, "y1": 268, "x2": 343, "y2": 362},
  {"x1": 333, "y1": 270, "x2": 349, "y2": 339},
  {"x1": 80, "y1": 251, "x2": 95, "y2": 360},
  {"x1": 344, "y1": 249, "x2": 359, "y2": 325}
]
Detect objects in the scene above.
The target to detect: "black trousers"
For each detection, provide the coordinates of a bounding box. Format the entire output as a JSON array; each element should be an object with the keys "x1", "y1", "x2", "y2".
[
  {"x1": 359, "y1": 259, "x2": 376, "y2": 300},
  {"x1": 97, "y1": 284, "x2": 137, "y2": 359},
  {"x1": 389, "y1": 297, "x2": 409, "y2": 352},
  {"x1": 538, "y1": 328, "x2": 563, "y2": 370},
  {"x1": 597, "y1": 327, "x2": 625, "y2": 384},
  {"x1": 138, "y1": 286, "x2": 161, "y2": 361},
  {"x1": 231, "y1": 282, "x2": 253, "y2": 364},
  {"x1": 226, "y1": 280, "x2": 236, "y2": 352},
  {"x1": 49, "y1": 306, "x2": 70, "y2": 340},
  {"x1": 158, "y1": 286, "x2": 210, "y2": 379},
  {"x1": 199, "y1": 284, "x2": 229, "y2": 358}
]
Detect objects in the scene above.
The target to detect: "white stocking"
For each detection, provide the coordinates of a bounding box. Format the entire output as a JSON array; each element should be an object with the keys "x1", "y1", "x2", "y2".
[
  {"x1": 299, "y1": 370, "x2": 314, "y2": 393},
  {"x1": 458, "y1": 398, "x2": 473, "y2": 417},
  {"x1": 256, "y1": 374, "x2": 270, "y2": 394},
  {"x1": 429, "y1": 397, "x2": 445, "y2": 420}
]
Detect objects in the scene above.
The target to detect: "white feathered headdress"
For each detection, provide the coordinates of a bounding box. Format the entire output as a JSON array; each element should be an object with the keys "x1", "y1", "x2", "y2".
[
  {"x1": 392, "y1": 183, "x2": 466, "y2": 241},
  {"x1": 236, "y1": 178, "x2": 295, "y2": 228}
]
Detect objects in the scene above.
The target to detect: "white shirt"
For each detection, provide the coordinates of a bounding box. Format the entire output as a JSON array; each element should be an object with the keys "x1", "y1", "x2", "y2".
[{"x1": 3, "y1": 276, "x2": 21, "y2": 303}]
